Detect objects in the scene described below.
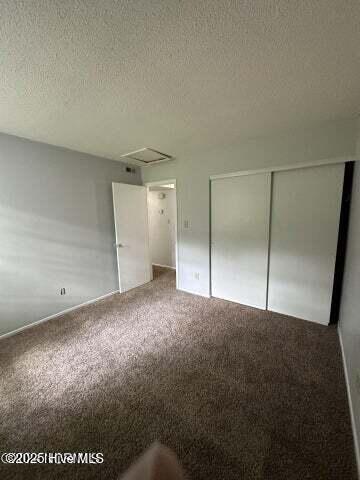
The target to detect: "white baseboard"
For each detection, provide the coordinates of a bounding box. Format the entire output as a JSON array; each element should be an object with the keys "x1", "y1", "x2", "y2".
[
  {"x1": 152, "y1": 263, "x2": 176, "y2": 270},
  {"x1": 178, "y1": 287, "x2": 210, "y2": 299},
  {"x1": 338, "y1": 327, "x2": 360, "y2": 477},
  {"x1": 0, "y1": 290, "x2": 119, "y2": 341}
]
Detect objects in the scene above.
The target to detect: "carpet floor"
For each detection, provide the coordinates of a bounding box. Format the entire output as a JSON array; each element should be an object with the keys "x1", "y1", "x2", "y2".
[{"x1": 0, "y1": 267, "x2": 357, "y2": 480}]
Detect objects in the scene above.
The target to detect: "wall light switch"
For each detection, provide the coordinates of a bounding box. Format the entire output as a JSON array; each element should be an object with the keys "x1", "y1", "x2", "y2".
[{"x1": 184, "y1": 219, "x2": 190, "y2": 229}]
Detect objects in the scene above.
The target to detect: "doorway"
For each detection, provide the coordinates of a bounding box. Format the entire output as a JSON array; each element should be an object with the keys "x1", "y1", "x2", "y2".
[{"x1": 146, "y1": 180, "x2": 178, "y2": 286}]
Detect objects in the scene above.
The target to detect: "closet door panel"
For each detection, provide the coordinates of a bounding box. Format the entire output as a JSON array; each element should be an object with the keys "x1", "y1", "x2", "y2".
[
  {"x1": 211, "y1": 173, "x2": 271, "y2": 309},
  {"x1": 268, "y1": 164, "x2": 344, "y2": 325}
]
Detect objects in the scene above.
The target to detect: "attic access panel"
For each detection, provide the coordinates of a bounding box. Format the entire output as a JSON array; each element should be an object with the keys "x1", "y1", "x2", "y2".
[{"x1": 120, "y1": 148, "x2": 173, "y2": 165}]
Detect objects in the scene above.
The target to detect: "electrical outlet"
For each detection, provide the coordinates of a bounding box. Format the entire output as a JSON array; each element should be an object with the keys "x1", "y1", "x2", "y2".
[
  {"x1": 194, "y1": 272, "x2": 200, "y2": 280},
  {"x1": 60, "y1": 288, "x2": 66, "y2": 295}
]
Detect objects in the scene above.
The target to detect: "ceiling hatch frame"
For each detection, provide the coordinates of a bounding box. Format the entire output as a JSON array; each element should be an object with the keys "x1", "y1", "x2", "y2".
[{"x1": 120, "y1": 147, "x2": 174, "y2": 166}]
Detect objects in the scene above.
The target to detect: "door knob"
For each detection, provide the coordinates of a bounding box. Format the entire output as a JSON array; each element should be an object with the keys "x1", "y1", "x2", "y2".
[{"x1": 114, "y1": 243, "x2": 124, "y2": 248}]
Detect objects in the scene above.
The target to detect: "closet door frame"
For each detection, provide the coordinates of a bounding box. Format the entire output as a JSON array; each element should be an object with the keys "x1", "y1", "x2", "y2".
[
  {"x1": 267, "y1": 163, "x2": 345, "y2": 325},
  {"x1": 209, "y1": 157, "x2": 357, "y2": 324},
  {"x1": 209, "y1": 156, "x2": 355, "y2": 182}
]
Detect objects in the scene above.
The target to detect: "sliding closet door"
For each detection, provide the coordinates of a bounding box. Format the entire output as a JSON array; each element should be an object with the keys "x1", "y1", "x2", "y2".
[
  {"x1": 211, "y1": 173, "x2": 271, "y2": 309},
  {"x1": 268, "y1": 164, "x2": 344, "y2": 325}
]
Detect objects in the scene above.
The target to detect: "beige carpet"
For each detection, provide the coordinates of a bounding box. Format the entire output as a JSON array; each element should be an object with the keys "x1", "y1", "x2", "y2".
[{"x1": 0, "y1": 267, "x2": 357, "y2": 479}]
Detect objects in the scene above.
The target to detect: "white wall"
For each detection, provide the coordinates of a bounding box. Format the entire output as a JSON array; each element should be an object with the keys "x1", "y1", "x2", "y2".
[
  {"x1": 0, "y1": 132, "x2": 141, "y2": 336},
  {"x1": 148, "y1": 189, "x2": 176, "y2": 268},
  {"x1": 142, "y1": 118, "x2": 358, "y2": 297},
  {"x1": 339, "y1": 117, "x2": 360, "y2": 472}
]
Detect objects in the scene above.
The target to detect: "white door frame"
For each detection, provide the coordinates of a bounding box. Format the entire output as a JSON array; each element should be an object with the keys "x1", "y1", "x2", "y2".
[
  {"x1": 209, "y1": 155, "x2": 357, "y2": 180},
  {"x1": 144, "y1": 179, "x2": 179, "y2": 289}
]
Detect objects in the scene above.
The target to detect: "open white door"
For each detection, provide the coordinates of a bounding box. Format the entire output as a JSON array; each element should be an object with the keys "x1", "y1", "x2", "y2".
[{"x1": 112, "y1": 183, "x2": 152, "y2": 293}]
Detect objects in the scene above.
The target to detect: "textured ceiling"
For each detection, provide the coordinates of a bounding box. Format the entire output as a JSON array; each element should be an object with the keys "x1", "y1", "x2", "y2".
[{"x1": 1, "y1": 0, "x2": 360, "y2": 161}]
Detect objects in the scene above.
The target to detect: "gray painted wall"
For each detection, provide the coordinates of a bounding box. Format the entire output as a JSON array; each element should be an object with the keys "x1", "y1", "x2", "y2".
[
  {"x1": 339, "y1": 117, "x2": 360, "y2": 471},
  {"x1": 142, "y1": 118, "x2": 358, "y2": 297},
  {"x1": 0, "y1": 133, "x2": 141, "y2": 335}
]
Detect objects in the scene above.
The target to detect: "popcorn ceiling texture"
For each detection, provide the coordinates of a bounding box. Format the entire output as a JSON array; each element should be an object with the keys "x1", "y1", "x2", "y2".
[
  {"x1": 0, "y1": 0, "x2": 360, "y2": 161},
  {"x1": 0, "y1": 267, "x2": 357, "y2": 479}
]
